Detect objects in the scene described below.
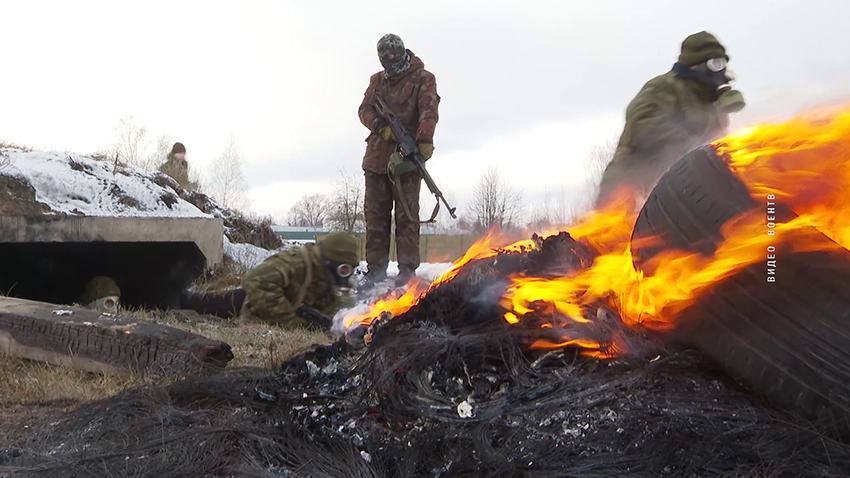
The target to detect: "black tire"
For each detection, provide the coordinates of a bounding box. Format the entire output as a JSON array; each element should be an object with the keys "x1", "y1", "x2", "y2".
[
  {"x1": 630, "y1": 145, "x2": 759, "y2": 270},
  {"x1": 630, "y1": 145, "x2": 850, "y2": 431},
  {"x1": 679, "y1": 248, "x2": 850, "y2": 430}
]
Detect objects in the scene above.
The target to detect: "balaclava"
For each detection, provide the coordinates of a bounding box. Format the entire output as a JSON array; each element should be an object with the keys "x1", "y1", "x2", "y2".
[{"x1": 377, "y1": 33, "x2": 411, "y2": 79}]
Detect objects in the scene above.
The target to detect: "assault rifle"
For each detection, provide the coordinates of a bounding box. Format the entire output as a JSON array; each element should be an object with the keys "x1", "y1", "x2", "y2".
[
  {"x1": 179, "y1": 286, "x2": 334, "y2": 329},
  {"x1": 295, "y1": 304, "x2": 333, "y2": 329},
  {"x1": 371, "y1": 89, "x2": 457, "y2": 222}
]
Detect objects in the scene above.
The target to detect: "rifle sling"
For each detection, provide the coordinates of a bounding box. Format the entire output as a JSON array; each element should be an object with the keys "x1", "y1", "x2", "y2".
[
  {"x1": 294, "y1": 246, "x2": 314, "y2": 309},
  {"x1": 388, "y1": 165, "x2": 439, "y2": 224}
]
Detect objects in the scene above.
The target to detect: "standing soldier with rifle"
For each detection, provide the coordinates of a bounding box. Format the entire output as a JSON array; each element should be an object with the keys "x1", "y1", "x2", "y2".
[{"x1": 358, "y1": 33, "x2": 443, "y2": 288}]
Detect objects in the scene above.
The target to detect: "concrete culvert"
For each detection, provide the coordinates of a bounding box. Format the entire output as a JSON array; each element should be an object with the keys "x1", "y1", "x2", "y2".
[{"x1": 0, "y1": 216, "x2": 223, "y2": 309}]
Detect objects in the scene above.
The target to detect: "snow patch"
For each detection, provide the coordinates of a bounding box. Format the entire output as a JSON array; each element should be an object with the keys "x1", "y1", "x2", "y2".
[
  {"x1": 332, "y1": 261, "x2": 454, "y2": 332},
  {"x1": 356, "y1": 261, "x2": 453, "y2": 281},
  {"x1": 2, "y1": 148, "x2": 210, "y2": 218},
  {"x1": 223, "y1": 235, "x2": 302, "y2": 269},
  {"x1": 223, "y1": 235, "x2": 274, "y2": 269}
]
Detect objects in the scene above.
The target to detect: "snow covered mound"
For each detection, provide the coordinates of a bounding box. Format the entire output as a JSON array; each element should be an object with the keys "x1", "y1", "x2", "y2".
[
  {"x1": 223, "y1": 235, "x2": 302, "y2": 269},
  {"x1": 0, "y1": 148, "x2": 209, "y2": 218}
]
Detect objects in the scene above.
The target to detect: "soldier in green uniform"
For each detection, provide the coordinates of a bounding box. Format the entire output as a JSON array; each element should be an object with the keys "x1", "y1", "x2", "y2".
[
  {"x1": 240, "y1": 232, "x2": 360, "y2": 328},
  {"x1": 595, "y1": 31, "x2": 746, "y2": 208},
  {"x1": 79, "y1": 276, "x2": 121, "y2": 314},
  {"x1": 158, "y1": 142, "x2": 195, "y2": 190}
]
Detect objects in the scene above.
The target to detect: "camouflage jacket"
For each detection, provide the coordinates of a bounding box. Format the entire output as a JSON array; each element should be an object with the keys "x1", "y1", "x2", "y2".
[
  {"x1": 159, "y1": 154, "x2": 191, "y2": 190},
  {"x1": 241, "y1": 244, "x2": 339, "y2": 328},
  {"x1": 358, "y1": 50, "x2": 440, "y2": 174},
  {"x1": 597, "y1": 71, "x2": 731, "y2": 203}
]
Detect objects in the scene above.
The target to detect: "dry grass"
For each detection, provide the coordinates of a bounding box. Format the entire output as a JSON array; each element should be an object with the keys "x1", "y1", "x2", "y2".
[
  {"x1": 0, "y1": 310, "x2": 334, "y2": 409},
  {"x1": 134, "y1": 309, "x2": 335, "y2": 369},
  {"x1": 191, "y1": 255, "x2": 247, "y2": 292},
  {"x1": 0, "y1": 141, "x2": 33, "y2": 152},
  {"x1": 226, "y1": 212, "x2": 283, "y2": 250},
  {"x1": 0, "y1": 352, "x2": 153, "y2": 405}
]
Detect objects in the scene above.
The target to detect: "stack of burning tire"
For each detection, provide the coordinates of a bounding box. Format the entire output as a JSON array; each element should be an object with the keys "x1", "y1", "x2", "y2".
[{"x1": 630, "y1": 143, "x2": 850, "y2": 433}]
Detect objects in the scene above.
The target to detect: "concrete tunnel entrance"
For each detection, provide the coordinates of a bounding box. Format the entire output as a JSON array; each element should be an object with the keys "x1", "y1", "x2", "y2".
[{"x1": 0, "y1": 215, "x2": 224, "y2": 310}]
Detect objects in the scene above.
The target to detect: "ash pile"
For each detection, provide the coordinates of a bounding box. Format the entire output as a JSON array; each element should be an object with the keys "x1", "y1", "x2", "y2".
[{"x1": 2, "y1": 233, "x2": 850, "y2": 477}]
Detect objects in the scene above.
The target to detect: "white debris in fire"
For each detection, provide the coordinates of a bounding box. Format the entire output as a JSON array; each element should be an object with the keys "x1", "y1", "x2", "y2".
[{"x1": 457, "y1": 399, "x2": 475, "y2": 418}]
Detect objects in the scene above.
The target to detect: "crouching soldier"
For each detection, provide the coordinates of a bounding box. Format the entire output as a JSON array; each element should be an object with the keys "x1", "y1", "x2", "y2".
[
  {"x1": 79, "y1": 276, "x2": 121, "y2": 314},
  {"x1": 240, "y1": 232, "x2": 360, "y2": 329}
]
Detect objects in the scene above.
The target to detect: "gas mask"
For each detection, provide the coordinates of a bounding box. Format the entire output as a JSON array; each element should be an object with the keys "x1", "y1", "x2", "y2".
[
  {"x1": 88, "y1": 295, "x2": 120, "y2": 314},
  {"x1": 326, "y1": 261, "x2": 355, "y2": 288},
  {"x1": 675, "y1": 57, "x2": 737, "y2": 97}
]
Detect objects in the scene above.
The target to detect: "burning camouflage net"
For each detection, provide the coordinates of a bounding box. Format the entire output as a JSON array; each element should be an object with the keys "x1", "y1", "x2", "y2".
[{"x1": 1, "y1": 233, "x2": 849, "y2": 477}]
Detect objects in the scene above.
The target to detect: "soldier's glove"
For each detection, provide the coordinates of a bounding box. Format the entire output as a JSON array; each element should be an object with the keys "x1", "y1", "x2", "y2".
[
  {"x1": 417, "y1": 142, "x2": 434, "y2": 161},
  {"x1": 716, "y1": 88, "x2": 746, "y2": 114},
  {"x1": 379, "y1": 125, "x2": 396, "y2": 142}
]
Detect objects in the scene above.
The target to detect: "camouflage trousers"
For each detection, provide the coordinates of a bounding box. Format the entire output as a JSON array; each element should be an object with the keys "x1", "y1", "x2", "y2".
[{"x1": 364, "y1": 171, "x2": 422, "y2": 275}]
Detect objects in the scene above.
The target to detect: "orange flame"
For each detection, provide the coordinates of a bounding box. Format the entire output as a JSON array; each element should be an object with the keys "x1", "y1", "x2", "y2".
[
  {"x1": 716, "y1": 107, "x2": 850, "y2": 249},
  {"x1": 344, "y1": 228, "x2": 521, "y2": 329},
  {"x1": 349, "y1": 107, "x2": 850, "y2": 358},
  {"x1": 501, "y1": 106, "x2": 850, "y2": 347},
  {"x1": 529, "y1": 338, "x2": 610, "y2": 358}
]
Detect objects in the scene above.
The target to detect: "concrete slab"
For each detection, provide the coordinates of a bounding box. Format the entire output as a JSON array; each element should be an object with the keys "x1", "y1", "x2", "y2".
[
  {"x1": 0, "y1": 215, "x2": 224, "y2": 268},
  {"x1": 0, "y1": 215, "x2": 224, "y2": 309}
]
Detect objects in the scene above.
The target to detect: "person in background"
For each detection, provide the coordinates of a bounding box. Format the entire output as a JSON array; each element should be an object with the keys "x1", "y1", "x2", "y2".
[
  {"x1": 595, "y1": 31, "x2": 746, "y2": 208},
  {"x1": 159, "y1": 142, "x2": 197, "y2": 190}
]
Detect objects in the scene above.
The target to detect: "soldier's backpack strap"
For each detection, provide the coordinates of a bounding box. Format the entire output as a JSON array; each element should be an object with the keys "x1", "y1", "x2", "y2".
[{"x1": 294, "y1": 246, "x2": 314, "y2": 309}]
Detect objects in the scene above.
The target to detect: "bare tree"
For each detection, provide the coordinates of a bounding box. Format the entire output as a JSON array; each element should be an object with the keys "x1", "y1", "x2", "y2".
[
  {"x1": 109, "y1": 115, "x2": 150, "y2": 169},
  {"x1": 327, "y1": 168, "x2": 365, "y2": 233},
  {"x1": 144, "y1": 132, "x2": 174, "y2": 170},
  {"x1": 526, "y1": 192, "x2": 554, "y2": 232},
  {"x1": 468, "y1": 164, "x2": 523, "y2": 233},
  {"x1": 208, "y1": 133, "x2": 249, "y2": 210},
  {"x1": 288, "y1": 193, "x2": 329, "y2": 228},
  {"x1": 189, "y1": 169, "x2": 205, "y2": 193},
  {"x1": 584, "y1": 135, "x2": 619, "y2": 191}
]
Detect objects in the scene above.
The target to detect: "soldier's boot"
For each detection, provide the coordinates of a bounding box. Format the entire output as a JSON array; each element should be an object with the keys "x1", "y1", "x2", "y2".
[
  {"x1": 359, "y1": 269, "x2": 388, "y2": 292},
  {"x1": 394, "y1": 266, "x2": 415, "y2": 287}
]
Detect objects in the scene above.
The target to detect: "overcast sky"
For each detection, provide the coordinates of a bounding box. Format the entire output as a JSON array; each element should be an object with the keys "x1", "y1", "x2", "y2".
[{"x1": 3, "y1": 0, "x2": 849, "y2": 223}]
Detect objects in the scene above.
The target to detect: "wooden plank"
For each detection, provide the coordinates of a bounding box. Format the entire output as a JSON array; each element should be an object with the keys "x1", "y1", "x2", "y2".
[{"x1": 0, "y1": 297, "x2": 233, "y2": 378}]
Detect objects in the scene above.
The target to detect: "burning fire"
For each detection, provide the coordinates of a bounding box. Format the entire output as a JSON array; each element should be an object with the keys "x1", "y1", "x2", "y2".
[
  {"x1": 503, "y1": 107, "x2": 850, "y2": 339},
  {"x1": 344, "y1": 229, "x2": 528, "y2": 329},
  {"x1": 348, "y1": 106, "x2": 850, "y2": 357},
  {"x1": 716, "y1": 108, "x2": 850, "y2": 249}
]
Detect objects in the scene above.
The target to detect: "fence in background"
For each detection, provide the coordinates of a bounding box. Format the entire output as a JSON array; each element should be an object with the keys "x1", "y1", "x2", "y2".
[{"x1": 314, "y1": 233, "x2": 484, "y2": 264}]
